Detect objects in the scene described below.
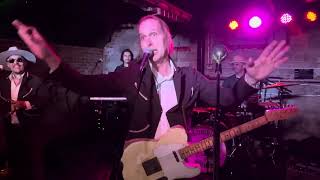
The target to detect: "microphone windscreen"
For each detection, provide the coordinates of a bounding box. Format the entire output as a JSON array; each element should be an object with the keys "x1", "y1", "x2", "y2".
[{"x1": 143, "y1": 48, "x2": 153, "y2": 55}]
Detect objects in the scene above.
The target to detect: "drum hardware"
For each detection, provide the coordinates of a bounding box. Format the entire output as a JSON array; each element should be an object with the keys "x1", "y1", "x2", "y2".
[
  {"x1": 261, "y1": 137, "x2": 280, "y2": 166},
  {"x1": 259, "y1": 81, "x2": 300, "y2": 131},
  {"x1": 228, "y1": 139, "x2": 243, "y2": 158},
  {"x1": 191, "y1": 94, "x2": 297, "y2": 178}
]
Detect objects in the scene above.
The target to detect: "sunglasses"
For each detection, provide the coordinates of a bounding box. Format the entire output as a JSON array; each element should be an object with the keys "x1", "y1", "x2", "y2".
[{"x1": 6, "y1": 58, "x2": 24, "y2": 63}]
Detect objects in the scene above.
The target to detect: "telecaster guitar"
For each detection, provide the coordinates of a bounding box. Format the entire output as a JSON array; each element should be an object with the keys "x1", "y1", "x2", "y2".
[{"x1": 121, "y1": 106, "x2": 298, "y2": 180}]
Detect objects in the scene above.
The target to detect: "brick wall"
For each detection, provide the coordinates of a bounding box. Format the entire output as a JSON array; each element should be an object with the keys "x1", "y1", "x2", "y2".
[
  {"x1": 0, "y1": 39, "x2": 104, "y2": 75},
  {"x1": 55, "y1": 45, "x2": 104, "y2": 75}
]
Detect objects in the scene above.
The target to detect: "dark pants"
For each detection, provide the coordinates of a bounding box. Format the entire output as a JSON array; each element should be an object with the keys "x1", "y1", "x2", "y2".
[{"x1": 4, "y1": 121, "x2": 45, "y2": 180}]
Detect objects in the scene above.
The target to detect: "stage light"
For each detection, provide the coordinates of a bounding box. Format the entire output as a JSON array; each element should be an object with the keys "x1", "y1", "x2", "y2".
[
  {"x1": 229, "y1": 20, "x2": 239, "y2": 30},
  {"x1": 249, "y1": 16, "x2": 262, "y2": 28},
  {"x1": 306, "y1": 11, "x2": 317, "y2": 22},
  {"x1": 280, "y1": 13, "x2": 292, "y2": 24}
]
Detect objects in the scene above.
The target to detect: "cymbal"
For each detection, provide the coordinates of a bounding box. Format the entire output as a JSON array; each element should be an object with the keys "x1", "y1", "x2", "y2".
[
  {"x1": 263, "y1": 82, "x2": 300, "y2": 89},
  {"x1": 193, "y1": 107, "x2": 216, "y2": 113}
]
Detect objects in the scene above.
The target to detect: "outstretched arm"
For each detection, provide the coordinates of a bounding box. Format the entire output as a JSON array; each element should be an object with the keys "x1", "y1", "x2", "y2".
[
  {"x1": 200, "y1": 40, "x2": 289, "y2": 107},
  {"x1": 12, "y1": 20, "x2": 61, "y2": 72},
  {"x1": 12, "y1": 20, "x2": 126, "y2": 97}
]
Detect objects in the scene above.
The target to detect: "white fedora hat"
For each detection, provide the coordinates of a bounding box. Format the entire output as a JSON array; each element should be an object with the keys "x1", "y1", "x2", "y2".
[{"x1": 0, "y1": 46, "x2": 36, "y2": 64}]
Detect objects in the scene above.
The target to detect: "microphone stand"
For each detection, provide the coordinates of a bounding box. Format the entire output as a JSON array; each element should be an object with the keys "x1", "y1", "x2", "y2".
[
  {"x1": 137, "y1": 49, "x2": 153, "y2": 92},
  {"x1": 213, "y1": 61, "x2": 222, "y2": 180},
  {"x1": 91, "y1": 59, "x2": 102, "y2": 74},
  {"x1": 211, "y1": 44, "x2": 227, "y2": 180},
  {"x1": 137, "y1": 68, "x2": 146, "y2": 96}
]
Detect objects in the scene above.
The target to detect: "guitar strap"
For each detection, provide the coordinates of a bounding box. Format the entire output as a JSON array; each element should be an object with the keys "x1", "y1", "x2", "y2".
[
  {"x1": 147, "y1": 77, "x2": 155, "y2": 138},
  {"x1": 180, "y1": 75, "x2": 190, "y2": 134}
]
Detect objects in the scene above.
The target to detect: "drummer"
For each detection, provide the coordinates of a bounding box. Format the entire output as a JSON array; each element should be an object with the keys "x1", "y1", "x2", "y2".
[
  {"x1": 222, "y1": 55, "x2": 281, "y2": 104},
  {"x1": 223, "y1": 55, "x2": 247, "y2": 89},
  {"x1": 223, "y1": 55, "x2": 263, "y2": 120}
]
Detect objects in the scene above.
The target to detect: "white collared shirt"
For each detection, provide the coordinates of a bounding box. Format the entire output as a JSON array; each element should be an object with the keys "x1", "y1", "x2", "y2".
[
  {"x1": 9, "y1": 73, "x2": 31, "y2": 124},
  {"x1": 9, "y1": 73, "x2": 24, "y2": 124},
  {"x1": 151, "y1": 60, "x2": 178, "y2": 139}
]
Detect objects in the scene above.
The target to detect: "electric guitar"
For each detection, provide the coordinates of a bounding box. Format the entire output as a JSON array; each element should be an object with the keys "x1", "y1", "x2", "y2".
[{"x1": 121, "y1": 106, "x2": 298, "y2": 180}]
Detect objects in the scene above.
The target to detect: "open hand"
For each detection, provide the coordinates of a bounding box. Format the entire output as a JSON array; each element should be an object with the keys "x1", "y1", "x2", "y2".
[{"x1": 246, "y1": 40, "x2": 289, "y2": 81}]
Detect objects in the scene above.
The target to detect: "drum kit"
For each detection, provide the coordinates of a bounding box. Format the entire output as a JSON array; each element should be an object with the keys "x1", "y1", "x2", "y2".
[{"x1": 188, "y1": 81, "x2": 301, "y2": 178}]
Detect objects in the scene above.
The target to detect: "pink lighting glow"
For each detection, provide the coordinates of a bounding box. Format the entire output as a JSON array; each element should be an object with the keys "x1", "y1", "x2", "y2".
[{"x1": 249, "y1": 16, "x2": 262, "y2": 28}]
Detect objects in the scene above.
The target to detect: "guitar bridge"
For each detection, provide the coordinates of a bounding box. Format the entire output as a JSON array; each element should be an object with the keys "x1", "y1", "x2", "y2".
[{"x1": 142, "y1": 157, "x2": 162, "y2": 176}]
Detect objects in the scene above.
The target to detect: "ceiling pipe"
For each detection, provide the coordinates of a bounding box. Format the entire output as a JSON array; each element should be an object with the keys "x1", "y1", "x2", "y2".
[{"x1": 123, "y1": 0, "x2": 192, "y2": 23}]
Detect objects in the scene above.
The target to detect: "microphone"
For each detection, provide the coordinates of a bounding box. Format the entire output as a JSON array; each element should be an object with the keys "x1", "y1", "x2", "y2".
[
  {"x1": 96, "y1": 58, "x2": 103, "y2": 63},
  {"x1": 91, "y1": 58, "x2": 103, "y2": 74},
  {"x1": 139, "y1": 48, "x2": 153, "y2": 72},
  {"x1": 212, "y1": 44, "x2": 228, "y2": 64}
]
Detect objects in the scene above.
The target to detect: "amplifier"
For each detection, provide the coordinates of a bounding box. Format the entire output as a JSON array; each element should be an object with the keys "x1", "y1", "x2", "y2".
[{"x1": 89, "y1": 97, "x2": 128, "y2": 132}]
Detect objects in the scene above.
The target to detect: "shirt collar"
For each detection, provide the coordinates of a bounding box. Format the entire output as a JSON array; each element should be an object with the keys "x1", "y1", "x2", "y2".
[
  {"x1": 9, "y1": 72, "x2": 25, "y2": 81},
  {"x1": 150, "y1": 60, "x2": 176, "y2": 83},
  {"x1": 235, "y1": 72, "x2": 245, "y2": 79}
]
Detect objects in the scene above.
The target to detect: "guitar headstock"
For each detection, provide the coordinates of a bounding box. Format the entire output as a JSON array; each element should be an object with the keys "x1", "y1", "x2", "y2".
[{"x1": 265, "y1": 105, "x2": 299, "y2": 122}]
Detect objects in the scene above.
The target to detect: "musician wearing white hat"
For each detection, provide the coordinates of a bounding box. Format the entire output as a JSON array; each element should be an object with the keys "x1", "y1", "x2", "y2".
[
  {"x1": 0, "y1": 46, "x2": 47, "y2": 180},
  {"x1": 0, "y1": 46, "x2": 37, "y2": 124},
  {"x1": 223, "y1": 55, "x2": 247, "y2": 88}
]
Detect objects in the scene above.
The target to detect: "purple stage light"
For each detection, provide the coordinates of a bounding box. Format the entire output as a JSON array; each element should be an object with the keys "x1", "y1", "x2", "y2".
[{"x1": 280, "y1": 13, "x2": 292, "y2": 24}]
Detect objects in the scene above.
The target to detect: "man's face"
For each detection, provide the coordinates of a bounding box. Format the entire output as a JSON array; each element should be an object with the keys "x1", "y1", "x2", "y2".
[
  {"x1": 139, "y1": 19, "x2": 167, "y2": 63},
  {"x1": 231, "y1": 62, "x2": 245, "y2": 75},
  {"x1": 122, "y1": 51, "x2": 132, "y2": 63},
  {"x1": 6, "y1": 55, "x2": 27, "y2": 74}
]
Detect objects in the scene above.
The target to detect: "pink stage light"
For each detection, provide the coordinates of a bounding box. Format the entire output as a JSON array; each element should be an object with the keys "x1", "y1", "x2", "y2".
[
  {"x1": 249, "y1": 16, "x2": 262, "y2": 28},
  {"x1": 280, "y1": 13, "x2": 292, "y2": 24}
]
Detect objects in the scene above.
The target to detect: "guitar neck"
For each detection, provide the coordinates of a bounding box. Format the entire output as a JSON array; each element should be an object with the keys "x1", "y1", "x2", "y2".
[{"x1": 178, "y1": 115, "x2": 269, "y2": 160}]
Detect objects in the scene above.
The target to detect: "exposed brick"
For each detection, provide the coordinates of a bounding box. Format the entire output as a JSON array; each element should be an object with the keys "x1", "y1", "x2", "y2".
[{"x1": 0, "y1": 39, "x2": 104, "y2": 75}]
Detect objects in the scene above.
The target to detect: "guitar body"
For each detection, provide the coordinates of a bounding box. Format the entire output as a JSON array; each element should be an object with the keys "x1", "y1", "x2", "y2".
[{"x1": 121, "y1": 126, "x2": 201, "y2": 180}]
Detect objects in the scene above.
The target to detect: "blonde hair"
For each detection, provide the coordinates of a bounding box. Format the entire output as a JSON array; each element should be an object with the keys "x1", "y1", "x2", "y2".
[{"x1": 137, "y1": 15, "x2": 174, "y2": 56}]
